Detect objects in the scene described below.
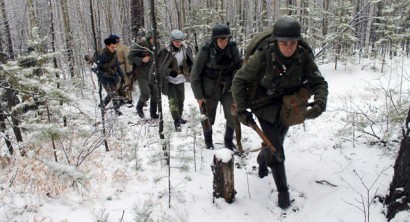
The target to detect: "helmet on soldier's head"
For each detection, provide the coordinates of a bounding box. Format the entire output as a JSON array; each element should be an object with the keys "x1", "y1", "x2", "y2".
[
  {"x1": 272, "y1": 16, "x2": 301, "y2": 41},
  {"x1": 170, "y1": 30, "x2": 184, "y2": 41},
  {"x1": 146, "y1": 30, "x2": 160, "y2": 39},
  {"x1": 211, "y1": 24, "x2": 231, "y2": 39}
]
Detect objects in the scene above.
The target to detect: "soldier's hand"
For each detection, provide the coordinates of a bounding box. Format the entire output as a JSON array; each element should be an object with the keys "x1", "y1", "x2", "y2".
[
  {"x1": 237, "y1": 109, "x2": 253, "y2": 126},
  {"x1": 197, "y1": 99, "x2": 205, "y2": 107},
  {"x1": 142, "y1": 56, "x2": 150, "y2": 63},
  {"x1": 304, "y1": 104, "x2": 323, "y2": 119}
]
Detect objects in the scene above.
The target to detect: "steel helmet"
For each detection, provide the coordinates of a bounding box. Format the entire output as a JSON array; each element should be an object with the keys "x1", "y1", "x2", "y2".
[
  {"x1": 146, "y1": 30, "x2": 160, "y2": 39},
  {"x1": 212, "y1": 24, "x2": 231, "y2": 39},
  {"x1": 170, "y1": 30, "x2": 184, "y2": 41},
  {"x1": 272, "y1": 17, "x2": 302, "y2": 41}
]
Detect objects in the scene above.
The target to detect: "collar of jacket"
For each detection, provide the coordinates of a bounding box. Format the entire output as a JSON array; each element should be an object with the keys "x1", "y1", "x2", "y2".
[
  {"x1": 103, "y1": 48, "x2": 116, "y2": 58},
  {"x1": 165, "y1": 41, "x2": 187, "y2": 52}
]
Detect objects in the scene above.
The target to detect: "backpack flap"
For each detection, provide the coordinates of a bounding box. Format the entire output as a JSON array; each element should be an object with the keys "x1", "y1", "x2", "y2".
[{"x1": 279, "y1": 87, "x2": 310, "y2": 126}]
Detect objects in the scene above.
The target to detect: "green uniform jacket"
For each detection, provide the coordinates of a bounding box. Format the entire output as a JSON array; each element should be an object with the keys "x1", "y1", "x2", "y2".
[
  {"x1": 231, "y1": 43, "x2": 328, "y2": 124},
  {"x1": 127, "y1": 40, "x2": 156, "y2": 84},
  {"x1": 190, "y1": 41, "x2": 243, "y2": 100}
]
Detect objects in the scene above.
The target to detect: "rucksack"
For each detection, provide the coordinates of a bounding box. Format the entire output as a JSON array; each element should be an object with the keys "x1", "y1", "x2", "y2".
[{"x1": 244, "y1": 28, "x2": 314, "y2": 62}]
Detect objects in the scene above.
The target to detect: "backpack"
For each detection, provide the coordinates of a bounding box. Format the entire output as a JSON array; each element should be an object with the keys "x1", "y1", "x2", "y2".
[{"x1": 244, "y1": 28, "x2": 314, "y2": 62}]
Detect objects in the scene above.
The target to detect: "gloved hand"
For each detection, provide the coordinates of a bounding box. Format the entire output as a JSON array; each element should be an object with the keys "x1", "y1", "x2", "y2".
[
  {"x1": 304, "y1": 104, "x2": 323, "y2": 119},
  {"x1": 170, "y1": 70, "x2": 178, "y2": 78},
  {"x1": 237, "y1": 109, "x2": 253, "y2": 126}
]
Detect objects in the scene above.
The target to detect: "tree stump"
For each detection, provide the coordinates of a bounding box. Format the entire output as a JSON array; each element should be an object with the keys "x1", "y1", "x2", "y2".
[
  {"x1": 212, "y1": 149, "x2": 235, "y2": 203},
  {"x1": 385, "y1": 106, "x2": 410, "y2": 220}
]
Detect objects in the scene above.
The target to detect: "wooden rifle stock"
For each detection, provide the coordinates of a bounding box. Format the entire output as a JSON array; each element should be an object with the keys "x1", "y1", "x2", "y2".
[
  {"x1": 200, "y1": 102, "x2": 212, "y2": 131},
  {"x1": 246, "y1": 118, "x2": 283, "y2": 162}
]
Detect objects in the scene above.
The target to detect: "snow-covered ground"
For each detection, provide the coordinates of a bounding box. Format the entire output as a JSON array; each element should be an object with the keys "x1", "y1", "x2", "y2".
[{"x1": 1, "y1": 57, "x2": 409, "y2": 222}]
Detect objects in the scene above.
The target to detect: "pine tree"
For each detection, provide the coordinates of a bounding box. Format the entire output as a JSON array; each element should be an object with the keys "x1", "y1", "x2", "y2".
[{"x1": 325, "y1": 0, "x2": 357, "y2": 69}]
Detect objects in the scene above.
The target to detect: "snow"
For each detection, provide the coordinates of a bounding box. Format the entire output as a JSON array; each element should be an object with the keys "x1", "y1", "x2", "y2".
[
  {"x1": 214, "y1": 149, "x2": 234, "y2": 163},
  {"x1": 1, "y1": 57, "x2": 410, "y2": 222}
]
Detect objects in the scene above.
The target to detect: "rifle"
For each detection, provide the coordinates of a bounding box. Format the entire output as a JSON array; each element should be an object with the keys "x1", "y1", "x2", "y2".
[
  {"x1": 200, "y1": 102, "x2": 212, "y2": 131},
  {"x1": 246, "y1": 116, "x2": 284, "y2": 162},
  {"x1": 193, "y1": 33, "x2": 199, "y2": 54},
  {"x1": 231, "y1": 104, "x2": 243, "y2": 154}
]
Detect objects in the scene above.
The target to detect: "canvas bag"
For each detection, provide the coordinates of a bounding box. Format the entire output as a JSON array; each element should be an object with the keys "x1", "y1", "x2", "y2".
[{"x1": 279, "y1": 87, "x2": 311, "y2": 126}]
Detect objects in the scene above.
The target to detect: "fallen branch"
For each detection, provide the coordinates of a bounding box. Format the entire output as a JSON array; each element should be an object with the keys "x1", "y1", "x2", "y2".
[{"x1": 315, "y1": 180, "x2": 338, "y2": 187}]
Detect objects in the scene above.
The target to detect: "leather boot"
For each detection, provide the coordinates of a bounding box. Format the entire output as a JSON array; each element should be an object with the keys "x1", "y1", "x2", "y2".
[
  {"x1": 136, "y1": 101, "x2": 145, "y2": 118},
  {"x1": 257, "y1": 151, "x2": 269, "y2": 178},
  {"x1": 271, "y1": 163, "x2": 290, "y2": 209},
  {"x1": 224, "y1": 126, "x2": 236, "y2": 150},
  {"x1": 112, "y1": 100, "x2": 123, "y2": 116},
  {"x1": 203, "y1": 128, "x2": 214, "y2": 149},
  {"x1": 174, "y1": 119, "x2": 181, "y2": 132},
  {"x1": 150, "y1": 101, "x2": 159, "y2": 119},
  {"x1": 99, "y1": 96, "x2": 111, "y2": 108}
]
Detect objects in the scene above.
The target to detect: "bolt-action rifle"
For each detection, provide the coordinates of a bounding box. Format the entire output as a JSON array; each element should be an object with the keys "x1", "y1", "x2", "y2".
[
  {"x1": 230, "y1": 103, "x2": 243, "y2": 154},
  {"x1": 200, "y1": 102, "x2": 212, "y2": 131},
  {"x1": 245, "y1": 116, "x2": 284, "y2": 162},
  {"x1": 193, "y1": 33, "x2": 199, "y2": 54}
]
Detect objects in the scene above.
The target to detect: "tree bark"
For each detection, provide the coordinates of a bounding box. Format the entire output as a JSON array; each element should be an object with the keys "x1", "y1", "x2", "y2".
[
  {"x1": 61, "y1": 0, "x2": 75, "y2": 77},
  {"x1": 363, "y1": 2, "x2": 375, "y2": 58},
  {"x1": 322, "y1": 0, "x2": 330, "y2": 37},
  {"x1": 5, "y1": 88, "x2": 24, "y2": 156},
  {"x1": 385, "y1": 106, "x2": 410, "y2": 220},
  {"x1": 131, "y1": 0, "x2": 145, "y2": 40},
  {"x1": 0, "y1": 107, "x2": 13, "y2": 155},
  {"x1": 212, "y1": 154, "x2": 235, "y2": 203},
  {"x1": 0, "y1": 0, "x2": 14, "y2": 59},
  {"x1": 28, "y1": 0, "x2": 39, "y2": 37}
]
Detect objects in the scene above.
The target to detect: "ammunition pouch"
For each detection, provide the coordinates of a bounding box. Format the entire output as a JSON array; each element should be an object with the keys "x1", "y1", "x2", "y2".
[{"x1": 279, "y1": 87, "x2": 310, "y2": 126}]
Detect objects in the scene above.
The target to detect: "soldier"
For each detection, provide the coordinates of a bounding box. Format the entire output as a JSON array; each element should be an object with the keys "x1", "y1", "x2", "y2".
[
  {"x1": 110, "y1": 34, "x2": 133, "y2": 105},
  {"x1": 94, "y1": 37, "x2": 125, "y2": 116},
  {"x1": 190, "y1": 24, "x2": 243, "y2": 149},
  {"x1": 128, "y1": 30, "x2": 160, "y2": 119},
  {"x1": 231, "y1": 16, "x2": 328, "y2": 209},
  {"x1": 158, "y1": 30, "x2": 194, "y2": 132}
]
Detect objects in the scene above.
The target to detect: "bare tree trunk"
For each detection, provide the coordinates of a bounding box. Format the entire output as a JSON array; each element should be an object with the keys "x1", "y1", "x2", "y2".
[
  {"x1": 104, "y1": 0, "x2": 114, "y2": 34},
  {"x1": 49, "y1": 0, "x2": 59, "y2": 78},
  {"x1": 261, "y1": 0, "x2": 268, "y2": 29},
  {"x1": 90, "y1": 0, "x2": 99, "y2": 52},
  {"x1": 90, "y1": 0, "x2": 109, "y2": 152},
  {"x1": 385, "y1": 106, "x2": 410, "y2": 220},
  {"x1": 180, "y1": 0, "x2": 186, "y2": 30},
  {"x1": 212, "y1": 154, "x2": 235, "y2": 203},
  {"x1": 322, "y1": 0, "x2": 330, "y2": 37},
  {"x1": 272, "y1": 0, "x2": 280, "y2": 21},
  {"x1": 0, "y1": 106, "x2": 13, "y2": 155},
  {"x1": 0, "y1": 0, "x2": 14, "y2": 59},
  {"x1": 28, "y1": 0, "x2": 39, "y2": 36},
  {"x1": 363, "y1": 2, "x2": 375, "y2": 58},
  {"x1": 174, "y1": 0, "x2": 182, "y2": 30},
  {"x1": 131, "y1": 0, "x2": 145, "y2": 40},
  {"x1": 5, "y1": 88, "x2": 24, "y2": 156},
  {"x1": 61, "y1": 0, "x2": 75, "y2": 77}
]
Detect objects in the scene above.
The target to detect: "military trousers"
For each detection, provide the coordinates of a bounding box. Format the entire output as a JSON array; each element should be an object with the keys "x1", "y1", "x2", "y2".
[
  {"x1": 205, "y1": 89, "x2": 235, "y2": 130},
  {"x1": 257, "y1": 118, "x2": 289, "y2": 166},
  {"x1": 137, "y1": 77, "x2": 157, "y2": 104},
  {"x1": 102, "y1": 82, "x2": 120, "y2": 109},
  {"x1": 167, "y1": 82, "x2": 185, "y2": 120}
]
